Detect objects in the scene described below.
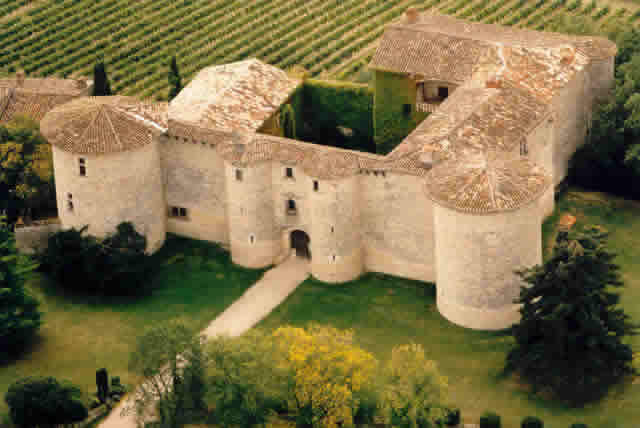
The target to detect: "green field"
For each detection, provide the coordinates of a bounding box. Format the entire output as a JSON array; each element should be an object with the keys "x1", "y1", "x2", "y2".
[
  {"x1": 0, "y1": 236, "x2": 267, "y2": 417},
  {"x1": 259, "y1": 188, "x2": 640, "y2": 428},
  {"x1": 0, "y1": 0, "x2": 637, "y2": 100}
]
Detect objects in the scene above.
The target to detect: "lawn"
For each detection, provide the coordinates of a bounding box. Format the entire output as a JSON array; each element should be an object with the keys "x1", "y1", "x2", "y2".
[
  {"x1": 259, "y1": 187, "x2": 640, "y2": 428},
  {"x1": 0, "y1": 235, "x2": 267, "y2": 417}
]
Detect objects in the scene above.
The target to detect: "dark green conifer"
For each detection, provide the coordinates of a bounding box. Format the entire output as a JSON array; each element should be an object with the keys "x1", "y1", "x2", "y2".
[
  {"x1": 92, "y1": 61, "x2": 112, "y2": 96},
  {"x1": 168, "y1": 56, "x2": 183, "y2": 101}
]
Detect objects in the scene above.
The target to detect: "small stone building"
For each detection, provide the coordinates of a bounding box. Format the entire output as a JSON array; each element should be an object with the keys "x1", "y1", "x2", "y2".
[{"x1": 37, "y1": 12, "x2": 616, "y2": 331}]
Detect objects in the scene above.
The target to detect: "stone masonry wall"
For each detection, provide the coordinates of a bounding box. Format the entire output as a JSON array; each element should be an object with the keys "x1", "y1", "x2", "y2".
[
  {"x1": 433, "y1": 200, "x2": 542, "y2": 330},
  {"x1": 52, "y1": 142, "x2": 166, "y2": 253},
  {"x1": 226, "y1": 161, "x2": 279, "y2": 268},
  {"x1": 160, "y1": 135, "x2": 229, "y2": 244},
  {"x1": 14, "y1": 222, "x2": 61, "y2": 254},
  {"x1": 361, "y1": 172, "x2": 435, "y2": 282}
]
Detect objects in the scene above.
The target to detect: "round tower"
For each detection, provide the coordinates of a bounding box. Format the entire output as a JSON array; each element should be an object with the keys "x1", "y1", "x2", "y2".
[
  {"x1": 220, "y1": 138, "x2": 279, "y2": 268},
  {"x1": 41, "y1": 96, "x2": 167, "y2": 253},
  {"x1": 426, "y1": 151, "x2": 551, "y2": 330},
  {"x1": 302, "y1": 151, "x2": 363, "y2": 283}
]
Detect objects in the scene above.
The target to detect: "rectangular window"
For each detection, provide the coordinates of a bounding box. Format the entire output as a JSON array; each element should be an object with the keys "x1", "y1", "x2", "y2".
[
  {"x1": 313, "y1": 180, "x2": 319, "y2": 191},
  {"x1": 235, "y1": 169, "x2": 243, "y2": 181},
  {"x1": 79, "y1": 158, "x2": 86, "y2": 177},
  {"x1": 67, "y1": 193, "x2": 73, "y2": 212},
  {"x1": 169, "y1": 206, "x2": 188, "y2": 219},
  {"x1": 438, "y1": 86, "x2": 449, "y2": 99},
  {"x1": 403, "y1": 103, "x2": 412, "y2": 117},
  {"x1": 286, "y1": 199, "x2": 297, "y2": 215},
  {"x1": 286, "y1": 167, "x2": 293, "y2": 178}
]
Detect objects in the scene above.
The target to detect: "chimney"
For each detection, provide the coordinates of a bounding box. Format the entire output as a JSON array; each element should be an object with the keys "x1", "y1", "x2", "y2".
[
  {"x1": 405, "y1": 7, "x2": 419, "y2": 24},
  {"x1": 15, "y1": 69, "x2": 25, "y2": 87}
]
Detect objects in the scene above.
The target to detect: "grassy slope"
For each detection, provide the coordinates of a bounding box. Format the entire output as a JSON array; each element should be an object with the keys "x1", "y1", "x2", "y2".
[
  {"x1": 0, "y1": 235, "x2": 266, "y2": 415},
  {"x1": 260, "y1": 188, "x2": 640, "y2": 428}
]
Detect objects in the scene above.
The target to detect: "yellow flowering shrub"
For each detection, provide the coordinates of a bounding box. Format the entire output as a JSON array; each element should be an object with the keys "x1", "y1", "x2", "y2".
[{"x1": 273, "y1": 325, "x2": 377, "y2": 428}]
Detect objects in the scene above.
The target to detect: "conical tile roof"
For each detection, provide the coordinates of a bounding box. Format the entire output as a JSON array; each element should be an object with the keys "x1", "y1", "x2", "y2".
[{"x1": 41, "y1": 96, "x2": 167, "y2": 154}]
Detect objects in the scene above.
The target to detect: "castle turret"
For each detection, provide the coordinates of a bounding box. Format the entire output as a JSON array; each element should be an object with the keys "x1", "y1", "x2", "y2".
[
  {"x1": 220, "y1": 137, "x2": 279, "y2": 268},
  {"x1": 41, "y1": 96, "x2": 168, "y2": 253},
  {"x1": 426, "y1": 151, "x2": 551, "y2": 330},
  {"x1": 302, "y1": 151, "x2": 363, "y2": 283}
]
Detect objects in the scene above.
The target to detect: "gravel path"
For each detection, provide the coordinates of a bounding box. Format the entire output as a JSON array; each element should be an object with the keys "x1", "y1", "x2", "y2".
[{"x1": 99, "y1": 255, "x2": 310, "y2": 428}]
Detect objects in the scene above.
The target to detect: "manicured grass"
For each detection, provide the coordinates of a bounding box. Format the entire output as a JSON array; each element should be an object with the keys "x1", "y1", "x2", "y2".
[
  {"x1": 260, "y1": 187, "x2": 640, "y2": 428},
  {"x1": 0, "y1": 235, "x2": 267, "y2": 416}
]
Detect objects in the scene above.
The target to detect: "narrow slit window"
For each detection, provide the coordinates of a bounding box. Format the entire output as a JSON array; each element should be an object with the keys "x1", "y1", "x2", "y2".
[
  {"x1": 287, "y1": 199, "x2": 297, "y2": 215},
  {"x1": 313, "y1": 180, "x2": 319, "y2": 191},
  {"x1": 286, "y1": 167, "x2": 293, "y2": 178},
  {"x1": 235, "y1": 169, "x2": 243, "y2": 181},
  {"x1": 67, "y1": 193, "x2": 73, "y2": 212},
  {"x1": 179, "y1": 207, "x2": 187, "y2": 217},
  {"x1": 249, "y1": 234, "x2": 255, "y2": 244},
  {"x1": 79, "y1": 158, "x2": 86, "y2": 176},
  {"x1": 520, "y1": 141, "x2": 529, "y2": 156}
]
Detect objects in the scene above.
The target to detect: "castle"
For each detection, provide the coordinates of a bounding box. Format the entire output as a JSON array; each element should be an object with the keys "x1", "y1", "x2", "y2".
[{"x1": 17, "y1": 10, "x2": 618, "y2": 330}]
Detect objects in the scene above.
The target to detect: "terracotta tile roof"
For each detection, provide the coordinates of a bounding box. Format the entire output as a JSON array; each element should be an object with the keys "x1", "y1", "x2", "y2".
[
  {"x1": 425, "y1": 150, "x2": 551, "y2": 214},
  {"x1": 371, "y1": 26, "x2": 489, "y2": 83},
  {"x1": 41, "y1": 96, "x2": 168, "y2": 154},
  {"x1": 0, "y1": 77, "x2": 91, "y2": 96},
  {"x1": 168, "y1": 58, "x2": 301, "y2": 134}
]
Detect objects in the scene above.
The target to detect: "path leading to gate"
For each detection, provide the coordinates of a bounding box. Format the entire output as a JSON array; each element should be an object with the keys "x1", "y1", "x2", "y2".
[{"x1": 99, "y1": 255, "x2": 310, "y2": 428}]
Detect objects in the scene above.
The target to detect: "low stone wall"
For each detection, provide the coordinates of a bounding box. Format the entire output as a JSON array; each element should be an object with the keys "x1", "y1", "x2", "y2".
[{"x1": 14, "y1": 221, "x2": 61, "y2": 254}]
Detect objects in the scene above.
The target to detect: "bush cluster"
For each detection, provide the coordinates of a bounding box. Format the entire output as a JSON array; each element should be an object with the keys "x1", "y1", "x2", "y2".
[
  {"x1": 38, "y1": 222, "x2": 152, "y2": 296},
  {"x1": 480, "y1": 411, "x2": 501, "y2": 428}
]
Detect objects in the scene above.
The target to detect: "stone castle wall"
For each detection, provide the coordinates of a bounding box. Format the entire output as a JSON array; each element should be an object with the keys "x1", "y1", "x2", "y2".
[
  {"x1": 52, "y1": 142, "x2": 166, "y2": 253},
  {"x1": 433, "y1": 200, "x2": 542, "y2": 330},
  {"x1": 360, "y1": 172, "x2": 435, "y2": 282},
  {"x1": 160, "y1": 136, "x2": 229, "y2": 244}
]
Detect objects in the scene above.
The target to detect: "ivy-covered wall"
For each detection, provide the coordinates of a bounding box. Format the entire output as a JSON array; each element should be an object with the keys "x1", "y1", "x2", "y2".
[
  {"x1": 299, "y1": 79, "x2": 374, "y2": 153},
  {"x1": 373, "y1": 70, "x2": 428, "y2": 155}
]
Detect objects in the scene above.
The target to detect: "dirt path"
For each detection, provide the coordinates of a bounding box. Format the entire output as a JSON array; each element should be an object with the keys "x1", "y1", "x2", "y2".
[{"x1": 99, "y1": 255, "x2": 310, "y2": 428}]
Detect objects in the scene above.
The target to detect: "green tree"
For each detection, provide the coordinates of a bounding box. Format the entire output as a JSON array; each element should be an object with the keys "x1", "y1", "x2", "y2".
[
  {"x1": 0, "y1": 217, "x2": 41, "y2": 360},
  {"x1": 168, "y1": 56, "x2": 183, "y2": 101},
  {"x1": 5, "y1": 376, "x2": 88, "y2": 428},
  {"x1": 206, "y1": 330, "x2": 289, "y2": 428},
  {"x1": 0, "y1": 117, "x2": 54, "y2": 225},
  {"x1": 92, "y1": 61, "x2": 112, "y2": 96},
  {"x1": 38, "y1": 222, "x2": 151, "y2": 296},
  {"x1": 505, "y1": 226, "x2": 637, "y2": 405},
  {"x1": 127, "y1": 321, "x2": 207, "y2": 428},
  {"x1": 381, "y1": 343, "x2": 449, "y2": 428}
]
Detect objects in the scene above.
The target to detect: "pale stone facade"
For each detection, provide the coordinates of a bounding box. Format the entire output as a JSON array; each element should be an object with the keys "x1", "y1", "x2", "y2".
[{"x1": 37, "y1": 13, "x2": 616, "y2": 331}]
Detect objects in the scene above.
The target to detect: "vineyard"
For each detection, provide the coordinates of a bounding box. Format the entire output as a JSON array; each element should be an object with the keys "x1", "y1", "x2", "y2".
[{"x1": 0, "y1": 0, "x2": 637, "y2": 100}]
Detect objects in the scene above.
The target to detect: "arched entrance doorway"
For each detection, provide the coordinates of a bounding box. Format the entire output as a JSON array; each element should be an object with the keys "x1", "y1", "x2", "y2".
[{"x1": 290, "y1": 230, "x2": 311, "y2": 259}]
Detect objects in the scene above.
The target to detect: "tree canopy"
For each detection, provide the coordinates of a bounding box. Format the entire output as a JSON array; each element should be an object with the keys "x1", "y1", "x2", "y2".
[
  {"x1": 5, "y1": 376, "x2": 87, "y2": 428},
  {"x1": 0, "y1": 117, "x2": 55, "y2": 225},
  {"x1": 505, "y1": 225, "x2": 637, "y2": 405},
  {"x1": 0, "y1": 216, "x2": 41, "y2": 360}
]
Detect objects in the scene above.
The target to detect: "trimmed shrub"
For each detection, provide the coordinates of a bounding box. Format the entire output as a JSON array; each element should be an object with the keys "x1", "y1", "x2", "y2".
[
  {"x1": 522, "y1": 416, "x2": 544, "y2": 428},
  {"x1": 480, "y1": 411, "x2": 501, "y2": 428},
  {"x1": 570, "y1": 424, "x2": 588, "y2": 428}
]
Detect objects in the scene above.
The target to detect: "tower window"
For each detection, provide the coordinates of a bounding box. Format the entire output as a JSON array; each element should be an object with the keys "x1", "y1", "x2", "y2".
[
  {"x1": 286, "y1": 199, "x2": 297, "y2": 215},
  {"x1": 169, "y1": 206, "x2": 188, "y2": 219},
  {"x1": 249, "y1": 234, "x2": 255, "y2": 244},
  {"x1": 235, "y1": 169, "x2": 243, "y2": 181},
  {"x1": 313, "y1": 180, "x2": 319, "y2": 191},
  {"x1": 78, "y1": 158, "x2": 86, "y2": 176},
  {"x1": 285, "y1": 167, "x2": 293, "y2": 178},
  {"x1": 438, "y1": 86, "x2": 449, "y2": 99},
  {"x1": 67, "y1": 193, "x2": 73, "y2": 212}
]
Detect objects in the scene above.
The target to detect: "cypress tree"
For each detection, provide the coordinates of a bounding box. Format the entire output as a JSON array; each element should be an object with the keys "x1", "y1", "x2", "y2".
[
  {"x1": 92, "y1": 62, "x2": 112, "y2": 96},
  {"x1": 168, "y1": 56, "x2": 183, "y2": 101},
  {"x1": 505, "y1": 225, "x2": 638, "y2": 405}
]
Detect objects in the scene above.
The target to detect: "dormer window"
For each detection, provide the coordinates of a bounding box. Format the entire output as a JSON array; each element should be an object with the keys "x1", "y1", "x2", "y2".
[
  {"x1": 79, "y1": 158, "x2": 86, "y2": 176},
  {"x1": 285, "y1": 167, "x2": 293, "y2": 178}
]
